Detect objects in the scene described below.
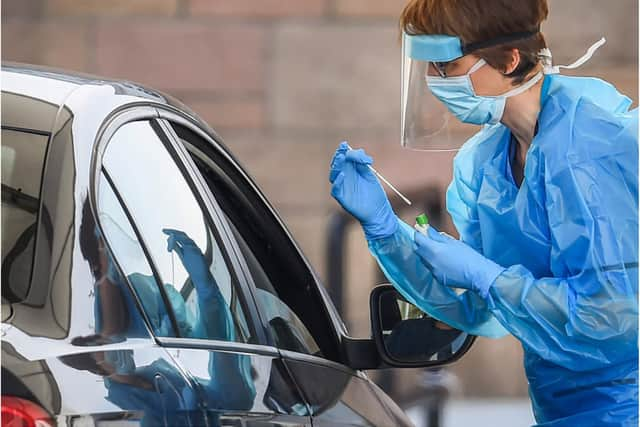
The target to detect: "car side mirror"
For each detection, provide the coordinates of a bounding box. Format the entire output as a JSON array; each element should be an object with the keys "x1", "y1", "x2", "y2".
[{"x1": 369, "y1": 284, "x2": 475, "y2": 368}]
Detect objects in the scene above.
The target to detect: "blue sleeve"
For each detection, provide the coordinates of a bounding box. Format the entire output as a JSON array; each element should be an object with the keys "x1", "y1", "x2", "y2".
[
  {"x1": 191, "y1": 275, "x2": 236, "y2": 342},
  {"x1": 368, "y1": 136, "x2": 509, "y2": 338},
  {"x1": 483, "y1": 105, "x2": 638, "y2": 369},
  {"x1": 368, "y1": 220, "x2": 507, "y2": 338}
]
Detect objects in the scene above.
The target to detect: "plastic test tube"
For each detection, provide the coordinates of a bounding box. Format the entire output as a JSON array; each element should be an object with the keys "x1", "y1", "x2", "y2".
[{"x1": 414, "y1": 213, "x2": 429, "y2": 234}]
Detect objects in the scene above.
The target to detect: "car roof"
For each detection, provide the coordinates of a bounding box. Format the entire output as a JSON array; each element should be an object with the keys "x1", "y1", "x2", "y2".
[
  {"x1": 2, "y1": 62, "x2": 174, "y2": 106},
  {"x1": 2, "y1": 62, "x2": 230, "y2": 156}
]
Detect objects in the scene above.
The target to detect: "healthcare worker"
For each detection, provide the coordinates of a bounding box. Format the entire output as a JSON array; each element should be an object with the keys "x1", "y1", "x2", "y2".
[{"x1": 329, "y1": 0, "x2": 638, "y2": 425}]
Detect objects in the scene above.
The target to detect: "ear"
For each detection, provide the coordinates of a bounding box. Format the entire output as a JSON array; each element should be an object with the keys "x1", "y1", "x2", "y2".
[{"x1": 504, "y1": 48, "x2": 521, "y2": 74}]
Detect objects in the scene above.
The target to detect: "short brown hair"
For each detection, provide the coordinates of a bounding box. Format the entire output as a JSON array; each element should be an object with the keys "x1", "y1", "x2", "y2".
[{"x1": 400, "y1": 0, "x2": 549, "y2": 84}]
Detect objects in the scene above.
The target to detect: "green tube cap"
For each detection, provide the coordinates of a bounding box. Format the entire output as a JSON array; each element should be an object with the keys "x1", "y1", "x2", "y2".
[{"x1": 416, "y1": 213, "x2": 429, "y2": 226}]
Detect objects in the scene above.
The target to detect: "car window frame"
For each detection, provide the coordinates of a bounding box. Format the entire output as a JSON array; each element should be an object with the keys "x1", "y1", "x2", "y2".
[
  {"x1": 91, "y1": 106, "x2": 270, "y2": 352},
  {"x1": 154, "y1": 107, "x2": 350, "y2": 368},
  {"x1": 1, "y1": 125, "x2": 52, "y2": 305}
]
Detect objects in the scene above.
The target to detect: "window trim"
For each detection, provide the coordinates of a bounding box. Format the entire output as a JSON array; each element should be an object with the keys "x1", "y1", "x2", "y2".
[
  {"x1": 154, "y1": 107, "x2": 347, "y2": 365},
  {"x1": 157, "y1": 336, "x2": 280, "y2": 357},
  {"x1": 279, "y1": 349, "x2": 360, "y2": 377},
  {"x1": 1, "y1": 125, "x2": 52, "y2": 304},
  {"x1": 91, "y1": 106, "x2": 268, "y2": 349}
]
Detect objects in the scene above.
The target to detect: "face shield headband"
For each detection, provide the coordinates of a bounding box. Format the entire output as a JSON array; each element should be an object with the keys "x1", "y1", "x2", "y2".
[{"x1": 403, "y1": 27, "x2": 541, "y2": 63}]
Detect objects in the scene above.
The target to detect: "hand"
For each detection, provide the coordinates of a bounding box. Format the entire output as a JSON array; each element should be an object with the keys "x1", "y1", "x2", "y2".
[
  {"x1": 329, "y1": 142, "x2": 398, "y2": 240},
  {"x1": 413, "y1": 226, "x2": 505, "y2": 298},
  {"x1": 162, "y1": 229, "x2": 214, "y2": 297}
]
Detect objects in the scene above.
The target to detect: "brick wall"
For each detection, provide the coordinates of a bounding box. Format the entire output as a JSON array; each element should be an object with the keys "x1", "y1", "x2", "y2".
[{"x1": 3, "y1": 0, "x2": 637, "y2": 401}]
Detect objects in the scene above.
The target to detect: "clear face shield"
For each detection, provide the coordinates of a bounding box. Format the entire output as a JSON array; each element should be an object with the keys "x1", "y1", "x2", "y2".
[
  {"x1": 400, "y1": 30, "x2": 541, "y2": 151},
  {"x1": 401, "y1": 33, "x2": 480, "y2": 151}
]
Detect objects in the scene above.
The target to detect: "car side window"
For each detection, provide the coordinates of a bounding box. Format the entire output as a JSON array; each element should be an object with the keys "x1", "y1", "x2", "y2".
[
  {"x1": 171, "y1": 123, "x2": 341, "y2": 362},
  {"x1": 100, "y1": 119, "x2": 255, "y2": 344},
  {"x1": 1, "y1": 128, "x2": 49, "y2": 303},
  {"x1": 227, "y1": 219, "x2": 322, "y2": 356},
  {"x1": 96, "y1": 172, "x2": 176, "y2": 337}
]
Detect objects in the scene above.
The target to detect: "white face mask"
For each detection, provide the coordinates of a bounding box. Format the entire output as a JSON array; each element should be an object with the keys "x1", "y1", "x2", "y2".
[
  {"x1": 424, "y1": 38, "x2": 607, "y2": 126},
  {"x1": 425, "y1": 59, "x2": 544, "y2": 125}
]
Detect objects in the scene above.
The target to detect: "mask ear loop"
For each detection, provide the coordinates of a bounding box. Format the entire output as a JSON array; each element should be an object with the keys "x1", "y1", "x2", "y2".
[
  {"x1": 467, "y1": 58, "x2": 488, "y2": 75},
  {"x1": 540, "y1": 37, "x2": 606, "y2": 74},
  {"x1": 498, "y1": 71, "x2": 545, "y2": 98}
]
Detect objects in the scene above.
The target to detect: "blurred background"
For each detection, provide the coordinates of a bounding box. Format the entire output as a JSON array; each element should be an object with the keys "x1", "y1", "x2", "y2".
[{"x1": 3, "y1": 1, "x2": 637, "y2": 426}]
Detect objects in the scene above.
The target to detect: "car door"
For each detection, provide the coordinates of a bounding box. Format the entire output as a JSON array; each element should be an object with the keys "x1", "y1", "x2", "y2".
[
  {"x1": 96, "y1": 114, "x2": 312, "y2": 427},
  {"x1": 164, "y1": 115, "x2": 414, "y2": 427},
  {"x1": 2, "y1": 90, "x2": 206, "y2": 425},
  {"x1": 92, "y1": 166, "x2": 205, "y2": 427}
]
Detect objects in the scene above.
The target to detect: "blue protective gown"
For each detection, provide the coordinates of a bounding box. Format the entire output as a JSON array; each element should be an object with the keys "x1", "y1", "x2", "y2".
[{"x1": 369, "y1": 74, "x2": 638, "y2": 426}]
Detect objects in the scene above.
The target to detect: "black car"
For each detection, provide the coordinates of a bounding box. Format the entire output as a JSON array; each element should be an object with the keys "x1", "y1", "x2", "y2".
[{"x1": 1, "y1": 63, "x2": 475, "y2": 426}]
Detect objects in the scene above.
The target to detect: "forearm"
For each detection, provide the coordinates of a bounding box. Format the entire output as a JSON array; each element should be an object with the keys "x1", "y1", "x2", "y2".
[
  {"x1": 486, "y1": 264, "x2": 638, "y2": 369},
  {"x1": 368, "y1": 220, "x2": 507, "y2": 338},
  {"x1": 192, "y1": 277, "x2": 236, "y2": 341}
]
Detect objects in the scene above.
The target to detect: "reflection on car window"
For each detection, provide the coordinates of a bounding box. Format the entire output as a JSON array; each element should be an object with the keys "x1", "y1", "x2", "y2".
[
  {"x1": 175, "y1": 125, "x2": 341, "y2": 361},
  {"x1": 101, "y1": 120, "x2": 254, "y2": 344},
  {"x1": 229, "y1": 218, "x2": 321, "y2": 355},
  {"x1": 1, "y1": 128, "x2": 49, "y2": 303},
  {"x1": 77, "y1": 194, "x2": 156, "y2": 342},
  {"x1": 255, "y1": 288, "x2": 321, "y2": 355},
  {"x1": 97, "y1": 173, "x2": 176, "y2": 337}
]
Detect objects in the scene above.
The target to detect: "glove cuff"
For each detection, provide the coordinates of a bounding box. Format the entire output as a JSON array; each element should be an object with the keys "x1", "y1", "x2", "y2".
[
  {"x1": 362, "y1": 204, "x2": 399, "y2": 241},
  {"x1": 473, "y1": 260, "x2": 506, "y2": 299}
]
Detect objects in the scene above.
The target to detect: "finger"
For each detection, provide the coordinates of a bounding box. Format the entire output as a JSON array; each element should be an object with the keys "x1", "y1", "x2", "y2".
[
  {"x1": 166, "y1": 235, "x2": 176, "y2": 252},
  {"x1": 354, "y1": 161, "x2": 378, "y2": 182},
  {"x1": 330, "y1": 150, "x2": 346, "y2": 167},
  {"x1": 330, "y1": 172, "x2": 345, "y2": 201},
  {"x1": 164, "y1": 231, "x2": 186, "y2": 255},
  {"x1": 414, "y1": 229, "x2": 432, "y2": 249},
  {"x1": 426, "y1": 225, "x2": 449, "y2": 243},
  {"x1": 345, "y1": 148, "x2": 373, "y2": 165},
  {"x1": 414, "y1": 229, "x2": 442, "y2": 260},
  {"x1": 162, "y1": 228, "x2": 188, "y2": 240},
  {"x1": 329, "y1": 142, "x2": 351, "y2": 182},
  {"x1": 329, "y1": 152, "x2": 346, "y2": 183},
  {"x1": 413, "y1": 238, "x2": 434, "y2": 269},
  {"x1": 169, "y1": 240, "x2": 185, "y2": 257},
  {"x1": 342, "y1": 160, "x2": 365, "y2": 187},
  {"x1": 331, "y1": 142, "x2": 350, "y2": 165}
]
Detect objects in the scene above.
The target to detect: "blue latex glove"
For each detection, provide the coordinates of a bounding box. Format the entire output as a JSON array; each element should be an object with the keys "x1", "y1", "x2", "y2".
[
  {"x1": 329, "y1": 142, "x2": 398, "y2": 240},
  {"x1": 162, "y1": 228, "x2": 215, "y2": 301},
  {"x1": 163, "y1": 229, "x2": 234, "y2": 341},
  {"x1": 413, "y1": 226, "x2": 505, "y2": 298}
]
